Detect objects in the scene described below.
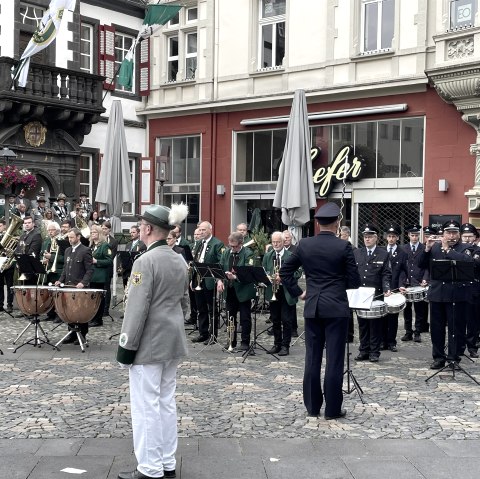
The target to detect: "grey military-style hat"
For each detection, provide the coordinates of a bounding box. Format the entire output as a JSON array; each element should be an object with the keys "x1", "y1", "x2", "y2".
[{"x1": 140, "y1": 204, "x2": 175, "y2": 229}]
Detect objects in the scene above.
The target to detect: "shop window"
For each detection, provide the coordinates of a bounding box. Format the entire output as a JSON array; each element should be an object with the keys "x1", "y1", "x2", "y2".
[
  {"x1": 258, "y1": 0, "x2": 286, "y2": 70},
  {"x1": 361, "y1": 0, "x2": 395, "y2": 54},
  {"x1": 450, "y1": 0, "x2": 477, "y2": 29},
  {"x1": 80, "y1": 23, "x2": 94, "y2": 73}
]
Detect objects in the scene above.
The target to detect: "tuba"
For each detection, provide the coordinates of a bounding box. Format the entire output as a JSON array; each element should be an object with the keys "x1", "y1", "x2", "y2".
[
  {"x1": 0, "y1": 214, "x2": 23, "y2": 272},
  {"x1": 75, "y1": 212, "x2": 90, "y2": 239}
]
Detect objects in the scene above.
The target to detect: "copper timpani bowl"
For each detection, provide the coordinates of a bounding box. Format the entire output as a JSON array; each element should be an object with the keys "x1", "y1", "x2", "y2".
[{"x1": 52, "y1": 288, "x2": 104, "y2": 324}]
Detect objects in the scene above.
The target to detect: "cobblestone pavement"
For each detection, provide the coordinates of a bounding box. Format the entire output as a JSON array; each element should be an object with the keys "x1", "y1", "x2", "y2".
[{"x1": 1, "y1": 297, "x2": 480, "y2": 443}]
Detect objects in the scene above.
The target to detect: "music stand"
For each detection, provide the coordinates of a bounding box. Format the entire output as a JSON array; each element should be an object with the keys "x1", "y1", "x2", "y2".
[
  {"x1": 12, "y1": 254, "x2": 58, "y2": 352},
  {"x1": 236, "y1": 266, "x2": 279, "y2": 362},
  {"x1": 193, "y1": 262, "x2": 227, "y2": 350},
  {"x1": 425, "y1": 259, "x2": 480, "y2": 385}
]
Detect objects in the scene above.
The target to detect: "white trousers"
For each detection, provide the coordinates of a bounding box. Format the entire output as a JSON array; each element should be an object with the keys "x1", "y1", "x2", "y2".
[{"x1": 129, "y1": 360, "x2": 180, "y2": 478}]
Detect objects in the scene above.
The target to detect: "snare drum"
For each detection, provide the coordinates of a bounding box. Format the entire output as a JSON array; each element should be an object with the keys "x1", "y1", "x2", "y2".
[
  {"x1": 404, "y1": 286, "x2": 426, "y2": 302},
  {"x1": 53, "y1": 288, "x2": 104, "y2": 324},
  {"x1": 356, "y1": 300, "x2": 388, "y2": 319},
  {"x1": 384, "y1": 293, "x2": 406, "y2": 314},
  {"x1": 12, "y1": 286, "x2": 54, "y2": 315}
]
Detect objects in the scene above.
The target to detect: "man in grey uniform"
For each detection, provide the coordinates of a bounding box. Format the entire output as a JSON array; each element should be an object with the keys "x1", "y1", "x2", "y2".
[{"x1": 117, "y1": 203, "x2": 189, "y2": 479}]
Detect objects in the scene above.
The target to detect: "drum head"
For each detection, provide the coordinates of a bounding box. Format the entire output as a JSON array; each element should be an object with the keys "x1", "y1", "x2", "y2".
[{"x1": 384, "y1": 293, "x2": 406, "y2": 307}]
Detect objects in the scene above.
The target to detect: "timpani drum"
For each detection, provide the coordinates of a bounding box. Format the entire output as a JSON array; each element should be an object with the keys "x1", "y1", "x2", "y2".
[
  {"x1": 52, "y1": 288, "x2": 104, "y2": 324},
  {"x1": 404, "y1": 286, "x2": 427, "y2": 302},
  {"x1": 356, "y1": 300, "x2": 388, "y2": 319},
  {"x1": 12, "y1": 286, "x2": 54, "y2": 316},
  {"x1": 384, "y1": 293, "x2": 406, "y2": 314}
]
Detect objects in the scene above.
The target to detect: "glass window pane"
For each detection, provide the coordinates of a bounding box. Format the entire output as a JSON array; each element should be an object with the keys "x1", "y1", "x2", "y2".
[
  {"x1": 168, "y1": 60, "x2": 178, "y2": 82},
  {"x1": 377, "y1": 120, "x2": 400, "y2": 178},
  {"x1": 401, "y1": 118, "x2": 424, "y2": 177},
  {"x1": 261, "y1": 24, "x2": 273, "y2": 68},
  {"x1": 236, "y1": 133, "x2": 253, "y2": 182},
  {"x1": 262, "y1": 0, "x2": 286, "y2": 18},
  {"x1": 253, "y1": 131, "x2": 272, "y2": 181},
  {"x1": 187, "y1": 137, "x2": 201, "y2": 183},
  {"x1": 275, "y1": 22, "x2": 285, "y2": 66},
  {"x1": 272, "y1": 129, "x2": 287, "y2": 181},
  {"x1": 187, "y1": 7, "x2": 198, "y2": 21},
  {"x1": 169, "y1": 36, "x2": 179, "y2": 57},
  {"x1": 81, "y1": 24, "x2": 91, "y2": 41},
  {"x1": 186, "y1": 58, "x2": 197, "y2": 79},
  {"x1": 172, "y1": 138, "x2": 186, "y2": 183},
  {"x1": 355, "y1": 122, "x2": 377, "y2": 178},
  {"x1": 170, "y1": 12, "x2": 179, "y2": 25},
  {"x1": 187, "y1": 33, "x2": 197, "y2": 54},
  {"x1": 331, "y1": 124, "x2": 354, "y2": 163},
  {"x1": 381, "y1": 0, "x2": 395, "y2": 49},
  {"x1": 364, "y1": 2, "x2": 379, "y2": 51}
]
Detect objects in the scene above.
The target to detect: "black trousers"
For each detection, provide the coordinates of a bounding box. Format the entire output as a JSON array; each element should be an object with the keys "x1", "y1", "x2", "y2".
[
  {"x1": 382, "y1": 313, "x2": 399, "y2": 347},
  {"x1": 90, "y1": 282, "x2": 106, "y2": 323},
  {"x1": 194, "y1": 287, "x2": 214, "y2": 337},
  {"x1": 303, "y1": 316, "x2": 348, "y2": 417},
  {"x1": 269, "y1": 286, "x2": 295, "y2": 348},
  {"x1": 225, "y1": 287, "x2": 252, "y2": 346},
  {"x1": 430, "y1": 301, "x2": 466, "y2": 362},
  {"x1": 188, "y1": 287, "x2": 198, "y2": 322},
  {"x1": 357, "y1": 313, "x2": 382, "y2": 358},
  {"x1": 0, "y1": 268, "x2": 14, "y2": 307},
  {"x1": 465, "y1": 300, "x2": 480, "y2": 353},
  {"x1": 403, "y1": 300, "x2": 426, "y2": 334}
]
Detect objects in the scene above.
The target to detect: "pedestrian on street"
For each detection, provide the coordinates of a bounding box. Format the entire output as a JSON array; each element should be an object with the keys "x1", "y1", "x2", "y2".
[{"x1": 117, "y1": 203, "x2": 189, "y2": 479}]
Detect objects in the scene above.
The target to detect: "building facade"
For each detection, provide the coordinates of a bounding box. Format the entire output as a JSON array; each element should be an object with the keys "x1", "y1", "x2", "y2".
[{"x1": 140, "y1": 0, "x2": 480, "y2": 244}]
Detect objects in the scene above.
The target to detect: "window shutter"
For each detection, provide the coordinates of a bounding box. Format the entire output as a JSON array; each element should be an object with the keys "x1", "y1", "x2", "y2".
[
  {"x1": 140, "y1": 157, "x2": 154, "y2": 212},
  {"x1": 99, "y1": 24, "x2": 116, "y2": 90},
  {"x1": 139, "y1": 38, "x2": 150, "y2": 96}
]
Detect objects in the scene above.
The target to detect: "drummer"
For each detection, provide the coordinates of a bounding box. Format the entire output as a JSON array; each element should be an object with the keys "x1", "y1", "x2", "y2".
[
  {"x1": 382, "y1": 224, "x2": 408, "y2": 352},
  {"x1": 54, "y1": 228, "x2": 94, "y2": 344},
  {"x1": 399, "y1": 224, "x2": 430, "y2": 343},
  {"x1": 354, "y1": 224, "x2": 392, "y2": 363}
]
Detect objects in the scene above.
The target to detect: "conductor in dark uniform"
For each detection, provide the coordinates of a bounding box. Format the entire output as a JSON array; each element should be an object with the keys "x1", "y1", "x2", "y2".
[
  {"x1": 418, "y1": 220, "x2": 474, "y2": 369},
  {"x1": 281, "y1": 203, "x2": 361, "y2": 420},
  {"x1": 354, "y1": 224, "x2": 392, "y2": 362},
  {"x1": 55, "y1": 228, "x2": 94, "y2": 342}
]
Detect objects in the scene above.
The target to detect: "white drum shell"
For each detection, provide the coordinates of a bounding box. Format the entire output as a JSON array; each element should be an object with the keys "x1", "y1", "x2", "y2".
[{"x1": 405, "y1": 287, "x2": 426, "y2": 302}]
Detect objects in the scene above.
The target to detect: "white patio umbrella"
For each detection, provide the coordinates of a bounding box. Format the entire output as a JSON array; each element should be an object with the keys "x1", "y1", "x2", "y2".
[{"x1": 273, "y1": 89, "x2": 317, "y2": 243}]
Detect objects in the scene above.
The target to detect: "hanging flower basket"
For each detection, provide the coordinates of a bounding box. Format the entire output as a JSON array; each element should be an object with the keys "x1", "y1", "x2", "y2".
[{"x1": 0, "y1": 165, "x2": 37, "y2": 191}]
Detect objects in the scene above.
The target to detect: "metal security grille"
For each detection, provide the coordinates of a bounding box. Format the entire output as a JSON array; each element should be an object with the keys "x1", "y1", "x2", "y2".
[{"x1": 356, "y1": 203, "x2": 421, "y2": 247}]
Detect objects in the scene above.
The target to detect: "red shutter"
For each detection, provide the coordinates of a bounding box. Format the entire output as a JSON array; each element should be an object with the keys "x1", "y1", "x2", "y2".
[
  {"x1": 99, "y1": 24, "x2": 116, "y2": 90},
  {"x1": 139, "y1": 38, "x2": 150, "y2": 96},
  {"x1": 140, "y1": 157, "x2": 154, "y2": 212}
]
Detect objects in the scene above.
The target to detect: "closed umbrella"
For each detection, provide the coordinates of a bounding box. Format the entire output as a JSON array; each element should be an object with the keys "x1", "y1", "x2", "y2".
[
  {"x1": 95, "y1": 100, "x2": 134, "y2": 233},
  {"x1": 273, "y1": 89, "x2": 316, "y2": 243}
]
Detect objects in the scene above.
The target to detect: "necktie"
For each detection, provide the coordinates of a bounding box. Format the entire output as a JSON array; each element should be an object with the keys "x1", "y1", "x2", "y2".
[
  {"x1": 389, "y1": 247, "x2": 393, "y2": 254},
  {"x1": 367, "y1": 250, "x2": 372, "y2": 258},
  {"x1": 276, "y1": 253, "x2": 281, "y2": 268},
  {"x1": 196, "y1": 240, "x2": 206, "y2": 262},
  {"x1": 412, "y1": 245, "x2": 416, "y2": 253}
]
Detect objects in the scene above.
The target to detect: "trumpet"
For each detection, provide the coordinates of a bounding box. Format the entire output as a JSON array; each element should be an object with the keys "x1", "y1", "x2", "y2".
[
  {"x1": 269, "y1": 262, "x2": 280, "y2": 301},
  {"x1": 226, "y1": 316, "x2": 235, "y2": 351}
]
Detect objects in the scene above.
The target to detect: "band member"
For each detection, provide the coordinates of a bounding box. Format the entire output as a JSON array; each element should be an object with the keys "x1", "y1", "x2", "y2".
[
  {"x1": 79, "y1": 193, "x2": 93, "y2": 217},
  {"x1": 354, "y1": 223, "x2": 392, "y2": 362},
  {"x1": 185, "y1": 227, "x2": 202, "y2": 326},
  {"x1": 55, "y1": 228, "x2": 94, "y2": 343},
  {"x1": 35, "y1": 196, "x2": 48, "y2": 217},
  {"x1": 116, "y1": 204, "x2": 188, "y2": 479},
  {"x1": 16, "y1": 203, "x2": 28, "y2": 219},
  {"x1": 60, "y1": 219, "x2": 72, "y2": 236},
  {"x1": 190, "y1": 221, "x2": 224, "y2": 343},
  {"x1": 461, "y1": 222, "x2": 480, "y2": 358},
  {"x1": 281, "y1": 203, "x2": 361, "y2": 419},
  {"x1": 172, "y1": 223, "x2": 192, "y2": 257},
  {"x1": 122, "y1": 225, "x2": 146, "y2": 288},
  {"x1": 15, "y1": 188, "x2": 31, "y2": 211},
  {"x1": 89, "y1": 225, "x2": 113, "y2": 327},
  {"x1": 419, "y1": 220, "x2": 474, "y2": 369},
  {"x1": 101, "y1": 221, "x2": 118, "y2": 317},
  {"x1": 52, "y1": 193, "x2": 69, "y2": 224},
  {"x1": 7, "y1": 194, "x2": 18, "y2": 217},
  {"x1": 382, "y1": 224, "x2": 408, "y2": 352},
  {"x1": 263, "y1": 231, "x2": 298, "y2": 356},
  {"x1": 0, "y1": 219, "x2": 14, "y2": 312},
  {"x1": 14, "y1": 216, "x2": 42, "y2": 285},
  {"x1": 217, "y1": 232, "x2": 256, "y2": 351}
]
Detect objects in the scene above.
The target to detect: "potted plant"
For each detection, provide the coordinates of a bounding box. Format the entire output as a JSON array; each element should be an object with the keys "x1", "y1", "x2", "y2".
[
  {"x1": 250, "y1": 227, "x2": 270, "y2": 266},
  {"x1": 0, "y1": 164, "x2": 37, "y2": 194}
]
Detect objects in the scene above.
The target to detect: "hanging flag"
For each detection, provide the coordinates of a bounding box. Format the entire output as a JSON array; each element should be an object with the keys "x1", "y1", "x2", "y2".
[
  {"x1": 12, "y1": 0, "x2": 76, "y2": 87},
  {"x1": 117, "y1": 4, "x2": 182, "y2": 89}
]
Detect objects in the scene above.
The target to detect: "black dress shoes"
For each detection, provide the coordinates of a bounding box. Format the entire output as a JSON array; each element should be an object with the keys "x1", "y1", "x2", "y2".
[
  {"x1": 164, "y1": 470, "x2": 176, "y2": 478},
  {"x1": 401, "y1": 333, "x2": 412, "y2": 341},
  {"x1": 430, "y1": 359, "x2": 446, "y2": 370},
  {"x1": 191, "y1": 335, "x2": 208, "y2": 343},
  {"x1": 291, "y1": 329, "x2": 298, "y2": 337},
  {"x1": 278, "y1": 346, "x2": 289, "y2": 356},
  {"x1": 414, "y1": 333, "x2": 422, "y2": 342},
  {"x1": 389, "y1": 345, "x2": 398, "y2": 352},
  {"x1": 369, "y1": 356, "x2": 379, "y2": 363},
  {"x1": 118, "y1": 470, "x2": 156, "y2": 479},
  {"x1": 354, "y1": 353, "x2": 369, "y2": 361},
  {"x1": 468, "y1": 349, "x2": 479, "y2": 358},
  {"x1": 266, "y1": 345, "x2": 281, "y2": 354},
  {"x1": 89, "y1": 319, "x2": 103, "y2": 327},
  {"x1": 325, "y1": 409, "x2": 347, "y2": 420},
  {"x1": 237, "y1": 342, "x2": 250, "y2": 351}
]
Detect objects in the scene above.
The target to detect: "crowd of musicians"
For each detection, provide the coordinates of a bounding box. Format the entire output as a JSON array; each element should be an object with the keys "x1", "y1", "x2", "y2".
[{"x1": 2, "y1": 191, "x2": 480, "y2": 370}]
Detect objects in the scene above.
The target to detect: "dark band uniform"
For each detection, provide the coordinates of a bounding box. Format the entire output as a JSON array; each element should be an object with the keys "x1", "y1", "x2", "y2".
[
  {"x1": 122, "y1": 238, "x2": 146, "y2": 287},
  {"x1": 418, "y1": 220, "x2": 474, "y2": 366},
  {"x1": 90, "y1": 241, "x2": 113, "y2": 325},
  {"x1": 14, "y1": 227, "x2": 42, "y2": 285},
  {"x1": 354, "y1": 224, "x2": 392, "y2": 362},
  {"x1": 281, "y1": 203, "x2": 361, "y2": 418},
  {"x1": 219, "y1": 246, "x2": 256, "y2": 349}
]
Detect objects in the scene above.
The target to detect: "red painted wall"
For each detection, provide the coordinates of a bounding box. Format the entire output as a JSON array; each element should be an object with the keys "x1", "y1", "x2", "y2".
[{"x1": 148, "y1": 86, "x2": 476, "y2": 241}]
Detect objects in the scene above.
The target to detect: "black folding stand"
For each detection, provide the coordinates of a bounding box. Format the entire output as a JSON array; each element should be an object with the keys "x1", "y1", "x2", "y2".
[
  {"x1": 425, "y1": 259, "x2": 480, "y2": 385},
  {"x1": 343, "y1": 324, "x2": 365, "y2": 403},
  {"x1": 12, "y1": 254, "x2": 58, "y2": 352},
  {"x1": 236, "y1": 266, "x2": 279, "y2": 362}
]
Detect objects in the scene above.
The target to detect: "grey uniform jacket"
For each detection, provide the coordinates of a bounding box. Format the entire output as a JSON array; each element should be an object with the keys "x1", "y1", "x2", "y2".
[{"x1": 117, "y1": 242, "x2": 189, "y2": 365}]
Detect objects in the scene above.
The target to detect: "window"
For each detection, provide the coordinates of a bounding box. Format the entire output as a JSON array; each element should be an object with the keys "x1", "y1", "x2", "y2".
[
  {"x1": 79, "y1": 154, "x2": 92, "y2": 200},
  {"x1": 168, "y1": 36, "x2": 179, "y2": 82},
  {"x1": 115, "y1": 31, "x2": 134, "y2": 92},
  {"x1": 361, "y1": 0, "x2": 395, "y2": 54},
  {"x1": 80, "y1": 23, "x2": 94, "y2": 73},
  {"x1": 258, "y1": 0, "x2": 286, "y2": 69},
  {"x1": 20, "y1": 2, "x2": 44, "y2": 28},
  {"x1": 20, "y1": 2, "x2": 47, "y2": 65},
  {"x1": 187, "y1": 7, "x2": 198, "y2": 22},
  {"x1": 185, "y1": 32, "x2": 197, "y2": 79},
  {"x1": 450, "y1": 0, "x2": 477, "y2": 29},
  {"x1": 122, "y1": 158, "x2": 136, "y2": 215}
]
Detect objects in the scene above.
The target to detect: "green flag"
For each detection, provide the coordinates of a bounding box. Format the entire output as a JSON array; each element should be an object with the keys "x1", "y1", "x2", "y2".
[{"x1": 117, "y1": 4, "x2": 182, "y2": 88}]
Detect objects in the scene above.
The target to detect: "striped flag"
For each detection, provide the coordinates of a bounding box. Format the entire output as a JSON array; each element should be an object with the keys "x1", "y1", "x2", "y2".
[{"x1": 12, "y1": 0, "x2": 76, "y2": 87}]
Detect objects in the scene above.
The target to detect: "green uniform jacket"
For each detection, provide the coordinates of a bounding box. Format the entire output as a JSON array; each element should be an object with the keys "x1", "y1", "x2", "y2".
[
  {"x1": 219, "y1": 246, "x2": 256, "y2": 303},
  {"x1": 91, "y1": 242, "x2": 113, "y2": 283},
  {"x1": 262, "y1": 248, "x2": 299, "y2": 306},
  {"x1": 192, "y1": 236, "x2": 225, "y2": 290},
  {"x1": 41, "y1": 237, "x2": 65, "y2": 283}
]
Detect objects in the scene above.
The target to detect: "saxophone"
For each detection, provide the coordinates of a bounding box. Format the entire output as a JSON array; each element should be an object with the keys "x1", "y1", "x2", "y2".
[{"x1": 0, "y1": 214, "x2": 23, "y2": 273}]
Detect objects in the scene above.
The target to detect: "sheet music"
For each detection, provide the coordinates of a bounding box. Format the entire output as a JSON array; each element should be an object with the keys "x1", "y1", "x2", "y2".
[{"x1": 346, "y1": 287, "x2": 375, "y2": 310}]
